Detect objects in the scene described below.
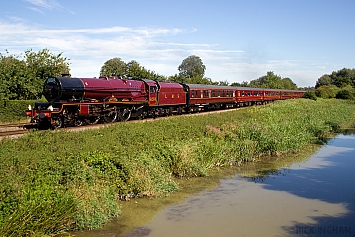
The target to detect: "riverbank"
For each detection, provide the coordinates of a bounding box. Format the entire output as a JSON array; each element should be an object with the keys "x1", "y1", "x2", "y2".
[{"x1": 0, "y1": 98, "x2": 355, "y2": 236}]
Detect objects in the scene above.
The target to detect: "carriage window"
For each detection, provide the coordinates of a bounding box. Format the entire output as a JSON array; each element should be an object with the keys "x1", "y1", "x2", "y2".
[
  {"x1": 212, "y1": 90, "x2": 216, "y2": 97},
  {"x1": 191, "y1": 90, "x2": 194, "y2": 98},
  {"x1": 218, "y1": 91, "x2": 220, "y2": 97},
  {"x1": 242, "y1": 91, "x2": 245, "y2": 96},
  {"x1": 150, "y1": 86, "x2": 156, "y2": 93}
]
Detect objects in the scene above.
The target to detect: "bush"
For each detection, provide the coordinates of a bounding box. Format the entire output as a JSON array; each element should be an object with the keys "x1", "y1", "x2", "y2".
[
  {"x1": 336, "y1": 89, "x2": 354, "y2": 100},
  {"x1": 315, "y1": 85, "x2": 340, "y2": 98},
  {"x1": 302, "y1": 91, "x2": 317, "y2": 100},
  {"x1": 0, "y1": 99, "x2": 43, "y2": 123}
]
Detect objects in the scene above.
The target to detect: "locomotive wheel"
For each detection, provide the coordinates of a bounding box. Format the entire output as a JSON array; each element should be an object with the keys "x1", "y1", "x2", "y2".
[
  {"x1": 104, "y1": 110, "x2": 118, "y2": 123},
  {"x1": 52, "y1": 117, "x2": 63, "y2": 129},
  {"x1": 84, "y1": 116, "x2": 100, "y2": 125},
  {"x1": 118, "y1": 108, "x2": 131, "y2": 121},
  {"x1": 74, "y1": 118, "x2": 84, "y2": 127}
]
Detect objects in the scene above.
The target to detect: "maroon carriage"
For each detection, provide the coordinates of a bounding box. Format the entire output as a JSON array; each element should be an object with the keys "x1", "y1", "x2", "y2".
[
  {"x1": 263, "y1": 89, "x2": 282, "y2": 102},
  {"x1": 280, "y1": 90, "x2": 305, "y2": 99},
  {"x1": 234, "y1": 87, "x2": 264, "y2": 106},
  {"x1": 186, "y1": 84, "x2": 236, "y2": 111}
]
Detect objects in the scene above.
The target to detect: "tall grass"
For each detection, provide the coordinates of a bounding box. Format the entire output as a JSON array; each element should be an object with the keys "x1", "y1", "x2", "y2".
[{"x1": 0, "y1": 98, "x2": 354, "y2": 236}]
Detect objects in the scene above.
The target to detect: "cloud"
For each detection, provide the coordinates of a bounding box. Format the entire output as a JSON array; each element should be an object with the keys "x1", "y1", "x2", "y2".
[
  {"x1": 0, "y1": 19, "x2": 319, "y2": 86},
  {"x1": 24, "y1": 0, "x2": 62, "y2": 10}
]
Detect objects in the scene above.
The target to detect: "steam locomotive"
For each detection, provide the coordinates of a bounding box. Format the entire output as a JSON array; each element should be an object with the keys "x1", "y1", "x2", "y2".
[{"x1": 23, "y1": 75, "x2": 305, "y2": 129}]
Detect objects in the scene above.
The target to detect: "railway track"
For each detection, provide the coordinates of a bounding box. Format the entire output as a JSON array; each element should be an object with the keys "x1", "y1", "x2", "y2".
[
  {"x1": 0, "y1": 107, "x2": 242, "y2": 139},
  {"x1": 0, "y1": 129, "x2": 30, "y2": 138},
  {"x1": 0, "y1": 123, "x2": 36, "y2": 139}
]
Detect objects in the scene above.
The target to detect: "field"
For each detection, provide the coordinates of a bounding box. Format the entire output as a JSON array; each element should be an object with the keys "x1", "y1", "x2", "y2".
[{"x1": 0, "y1": 98, "x2": 355, "y2": 236}]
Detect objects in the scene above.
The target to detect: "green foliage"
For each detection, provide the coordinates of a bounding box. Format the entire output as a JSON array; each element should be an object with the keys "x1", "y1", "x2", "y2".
[
  {"x1": 302, "y1": 91, "x2": 317, "y2": 100},
  {"x1": 167, "y1": 74, "x2": 217, "y2": 85},
  {"x1": 230, "y1": 81, "x2": 249, "y2": 87},
  {"x1": 0, "y1": 99, "x2": 43, "y2": 123},
  {"x1": 126, "y1": 60, "x2": 166, "y2": 81},
  {"x1": 100, "y1": 59, "x2": 167, "y2": 81},
  {"x1": 0, "y1": 54, "x2": 37, "y2": 100},
  {"x1": 178, "y1": 55, "x2": 206, "y2": 79},
  {"x1": 0, "y1": 49, "x2": 70, "y2": 100},
  {"x1": 336, "y1": 89, "x2": 354, "y2": 100},
  {"x1": 100, "y1": 57, "x2": 127, "y2": 77},
  {"x1": 315, "y1": 74, "x2": 333, "y2": 88},
  {"x1": 248, "y1": 71, "x2": 298, "y2": 89},
  {"x1": 24, "y1": 48, "x2": 70, "y2": 82},
  {"x1": 315, "y1": 68, "x2": 355, "y2": 89},
  {"x1": 315, "y1": 85, "x2": 340, "y2": 98}
]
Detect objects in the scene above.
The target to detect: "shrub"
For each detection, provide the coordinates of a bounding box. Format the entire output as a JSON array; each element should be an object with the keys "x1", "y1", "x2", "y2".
[
  {"x1": 336, "y1": 89, "x2": 354, "y2": 100},
  {"x1": 315, "y1": 85, "x2": 340, "y2": 98},
  {"x1": 302, "y1": 91, "x2": 317, "y2": 100},
  {"x1": 0, "y1": 99, "x2": 43, "y2": 123}
]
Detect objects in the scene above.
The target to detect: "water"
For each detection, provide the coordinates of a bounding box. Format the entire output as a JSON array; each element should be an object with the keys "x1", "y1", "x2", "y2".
[{"x1": 72, "y1": 132, "x2": 355, "y2": 237}]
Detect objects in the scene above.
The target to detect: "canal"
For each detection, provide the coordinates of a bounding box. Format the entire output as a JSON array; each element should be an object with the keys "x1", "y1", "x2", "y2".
[{"x1": 73, "y1": 131, "x2": 355, "y2": 237}]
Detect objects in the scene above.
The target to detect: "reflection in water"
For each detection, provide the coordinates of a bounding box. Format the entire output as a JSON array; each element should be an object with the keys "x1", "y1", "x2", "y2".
[
  {"x1": 145, "y1": 133, "x2": 355, "y2": 237},
  {"x1": 71, "y1": 131, "x2": 355, "y2": 237}
]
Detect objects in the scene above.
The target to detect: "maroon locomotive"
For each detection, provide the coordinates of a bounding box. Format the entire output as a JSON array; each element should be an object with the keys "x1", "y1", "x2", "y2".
[{"x1": 23, "y1": 76, "x2": 305, "y2": 128}]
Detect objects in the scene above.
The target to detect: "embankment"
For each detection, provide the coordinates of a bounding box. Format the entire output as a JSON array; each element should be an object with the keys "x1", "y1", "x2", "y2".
[{"x1": 0, "y1": 98, "x2": 354, "y2": 236}]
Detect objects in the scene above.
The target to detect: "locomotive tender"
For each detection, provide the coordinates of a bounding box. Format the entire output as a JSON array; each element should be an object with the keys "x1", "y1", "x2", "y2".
[{"x1": 23, "y1": 76, "x2": 305, "y2": 128}]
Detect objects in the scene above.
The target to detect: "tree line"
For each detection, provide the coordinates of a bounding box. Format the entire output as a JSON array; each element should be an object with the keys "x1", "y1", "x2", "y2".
[
  {"x1": 314, "y1": 68, "x2": 355, "y2": 100},
  {"x1": 3, "y1": 48, "x2": 353, "y2": 101}
]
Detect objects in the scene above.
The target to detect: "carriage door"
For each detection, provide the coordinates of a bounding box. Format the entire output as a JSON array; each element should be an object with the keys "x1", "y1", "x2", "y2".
[{"x1": 149, "y1": 86, "x2": 158, "y2": 106}]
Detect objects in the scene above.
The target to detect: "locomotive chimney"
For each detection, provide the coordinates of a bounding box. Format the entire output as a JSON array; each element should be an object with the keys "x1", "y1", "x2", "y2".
[{"x1": 61, "y1": 72, "x2": 71, "y2": 77}]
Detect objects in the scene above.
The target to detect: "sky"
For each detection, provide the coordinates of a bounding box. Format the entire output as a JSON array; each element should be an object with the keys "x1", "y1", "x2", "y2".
[{"x1": 1, "y1": 0, "x2": 354, "y2": 87}]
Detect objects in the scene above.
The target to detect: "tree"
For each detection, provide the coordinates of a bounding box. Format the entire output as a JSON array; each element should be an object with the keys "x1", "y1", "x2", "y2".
[
  {"x1": 249, "y1": 71, "x2": 281, "y2": 89},
  {"x1": 280, "y1": 77, "x2": 297, "y2": 90},
  {"x1": 315, "y1": 85, "x2": 340, "y2": 99},
  {"x1": 25, "y1": 48, "x2": 70, "y2": 82},
  {"x1": 178, "y1": 55, "x2": 206, "y2": 79},
  {"x1": 100, "y1": 57, "x2": 127, "y2": 77},
  {"x1": 218, "y1": 80, "x2": 229, "y2": 86},
  {"x1": 126, "y1": 60, "x2": 144, "y2": 78},
  {"x1": 167, "y1": 73, "x2": 186, "y2": 83},
  {"x1": 315, "y1": 68, "x2": 355, "y2": 89},
  {"x1": 0, "y1": 54, "x2": 30, "y2": 99},
  {"x1": 331, "y1": 68, "x2": 355, "y2": 88},
  {"x1": 247, "y1": 71, "x2": 299, "y2": 89},
  {"x1": 126, "y1": 60, "x2": 166, "y2": 81},
  {"x1": 315, "y1": 74, "x2": 333, "y2": 89},
  {"x1": 230, "y1": 81, "x2": 248, "y2": 87},
  {"x1": 0, "y1": 49, "x2": 70, "y2": 100}
]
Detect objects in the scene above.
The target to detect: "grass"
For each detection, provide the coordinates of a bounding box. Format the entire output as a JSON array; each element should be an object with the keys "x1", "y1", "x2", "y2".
[{"x1": 0, "y1": 98, "x2": 355, "y2": 236}]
